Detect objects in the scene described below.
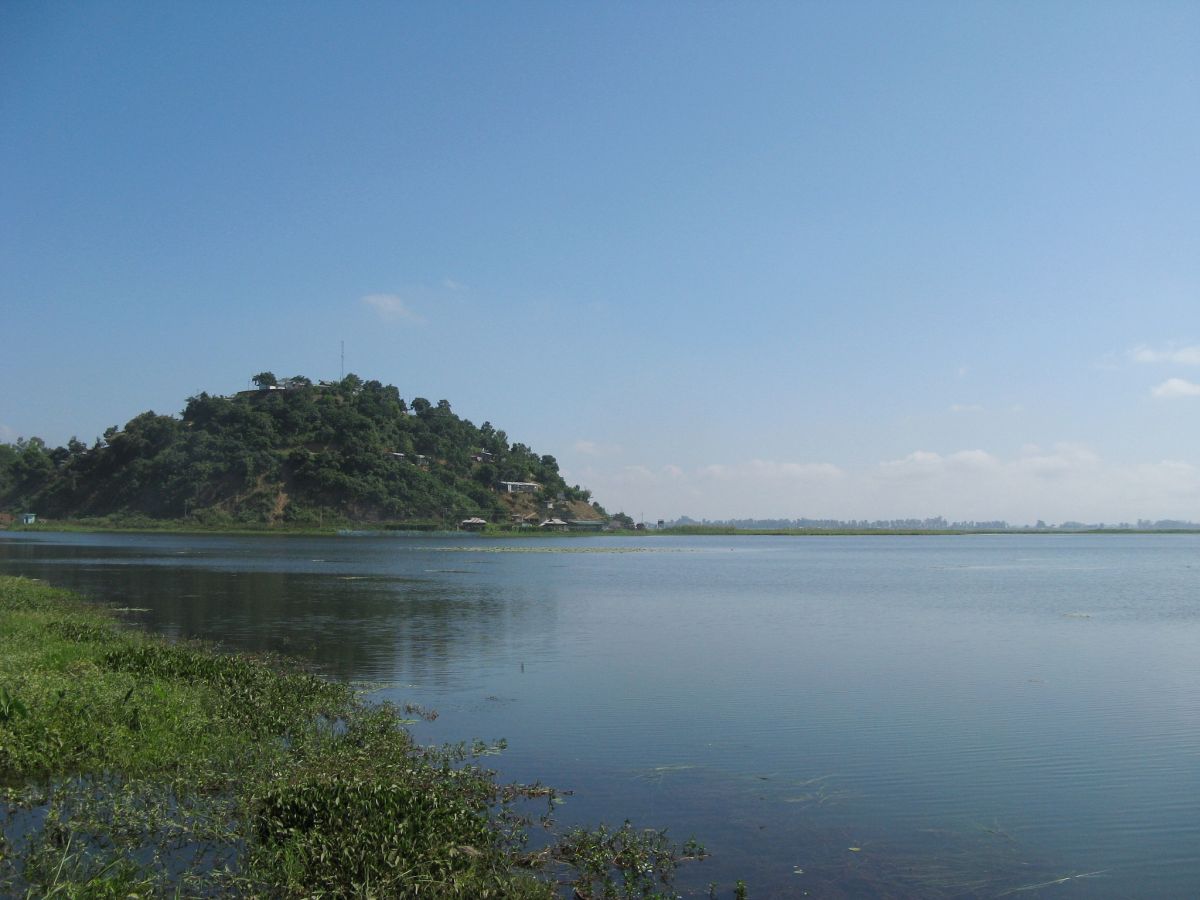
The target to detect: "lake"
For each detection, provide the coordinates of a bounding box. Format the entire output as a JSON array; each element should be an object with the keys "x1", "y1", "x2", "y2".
[{"x1": 1, "y1": 531, "x2": 1197, "y2": 897}]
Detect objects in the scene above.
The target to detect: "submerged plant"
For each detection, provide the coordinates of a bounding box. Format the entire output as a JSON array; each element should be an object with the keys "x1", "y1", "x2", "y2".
[{"x1": 540, "y1": 820, "x2": 707, "y2": 900}]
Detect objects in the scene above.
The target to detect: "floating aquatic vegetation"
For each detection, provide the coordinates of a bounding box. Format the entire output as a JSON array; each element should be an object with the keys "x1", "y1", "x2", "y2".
[
  {"x1": 346, "y1": 678, "x2": 417, "y2": 694},
  {"x1": 995, "y1": 870, "x2": 1110, "y2": 895},
  {"x1": 634, "y1": 764, "x2": 701, "y2": 785},
  {"x1": 779, "y1": 785, "x2": 853, "y2": 808},
  {"x1": 777, "y1": 792, "x2": 854, "y2": 816},
  {"x1": 976, "y1": 818, "x2": 1019, "y2": 845},
  {"x1": 785, "y1": 819, "x2": 1082, "y2": 900},
  {"x1": 535, "y1": 820, "x2": 707, "y2": 900},
  {"x1": 402, "y1": 701, "x2": 440, "y2": 721}
]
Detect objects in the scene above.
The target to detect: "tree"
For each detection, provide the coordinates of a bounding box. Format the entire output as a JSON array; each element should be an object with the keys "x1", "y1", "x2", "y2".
[
  {"x1": 0, "y1": 372, "x2": 598, "y2": 527},
  {"x1": 611, "y1": 512, "x2": 635, "y2": 529}
]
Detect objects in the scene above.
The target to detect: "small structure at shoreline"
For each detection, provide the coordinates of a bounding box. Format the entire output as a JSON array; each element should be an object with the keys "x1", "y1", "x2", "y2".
[{"x1": 567, "y1": 519, "x2": 604, "y2": 531}]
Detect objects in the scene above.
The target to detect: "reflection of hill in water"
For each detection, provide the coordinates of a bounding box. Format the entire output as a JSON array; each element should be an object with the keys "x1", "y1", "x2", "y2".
[{"x1": 0, "y1": 536, "x2": 554, "y2": 684}]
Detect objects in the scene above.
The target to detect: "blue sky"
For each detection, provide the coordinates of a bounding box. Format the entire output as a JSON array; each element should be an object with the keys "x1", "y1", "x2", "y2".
[{"x1": 3, "y1": 2, "x2": 1198, "y2": 523}]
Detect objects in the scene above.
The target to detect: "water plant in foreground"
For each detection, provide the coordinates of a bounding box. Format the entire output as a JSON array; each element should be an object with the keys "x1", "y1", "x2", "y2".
[{"x1": 0, "y1": 576, "x2": 715, "y2": 897}]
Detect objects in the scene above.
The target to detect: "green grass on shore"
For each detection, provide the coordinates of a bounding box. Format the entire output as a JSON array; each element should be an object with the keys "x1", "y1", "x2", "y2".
[{"x1": 0, "y1": 576, "x2": 708, "y2": 897}]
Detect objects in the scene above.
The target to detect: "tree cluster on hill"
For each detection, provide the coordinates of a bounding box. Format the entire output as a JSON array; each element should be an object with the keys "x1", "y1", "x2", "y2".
[{"x1": 0, "y1": 374, "x2": 598, "y2": 527}]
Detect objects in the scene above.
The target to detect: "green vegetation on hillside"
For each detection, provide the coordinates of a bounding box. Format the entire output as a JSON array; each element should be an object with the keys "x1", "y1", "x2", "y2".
[
  {"x1": 0, "y1": 374, "x2": 601, "y2": 528},
  {"x1": 0, "y1": 576, "x2": 708, "y2": 897}
]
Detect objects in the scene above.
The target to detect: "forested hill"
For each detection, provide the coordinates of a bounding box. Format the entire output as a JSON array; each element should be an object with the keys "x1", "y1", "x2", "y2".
[{"x1": 0, "y1": 373, "x2": 603, "y2": 528}]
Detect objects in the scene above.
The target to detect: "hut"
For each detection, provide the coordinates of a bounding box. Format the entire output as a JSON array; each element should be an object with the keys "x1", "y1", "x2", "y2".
[{"x1": 567, "y1": 519, "x2": 604, "y2": 531}]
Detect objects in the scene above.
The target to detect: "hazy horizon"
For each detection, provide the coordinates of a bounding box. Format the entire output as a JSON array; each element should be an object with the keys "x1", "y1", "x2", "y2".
[{"x1": 4, "y1": 3, "x2": 1198, "y2": 524}]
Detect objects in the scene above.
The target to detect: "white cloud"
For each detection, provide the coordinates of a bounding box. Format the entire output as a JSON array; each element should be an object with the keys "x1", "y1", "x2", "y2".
[
  {"x1": 579, "y1": 457, "x2": 845, "y2": 519},
  {"x1": 1151, "y1": 378, "x2": 1200, "y2": 398},
  {"x1": 698, "y1": 460, "x2": 843, "y2": 482},
  {"x1": 362, "y1": 293, "x2": 425, "y2": 323},
  {"x1": 859, "y1": 444, "x2": 1183, "y2": 521},
  {"x1": 765, "y1": 461, "x2": 843, "y2": 479},
  {"x1": 946, "y1": 449, "x2": 998, "y2": 469},
  {"x1": 1129, "y1": 343, "x2": 1200, "y2": 365},
  {"x1": 577, "y1": 445, "x2": 1200, "y2": 524},
  {"x1": 878, "y1": 449, "x2": 998, "y2": 480},
  {"x1": 617, "y1": 465, "x2": 657, "y2": 484},
  {"x1": 878, "y1": 450, "x2": 944, "y2": 476},
  {"x1": 574, "y1": 439, "x2": 623, "y2": 457},
  {"x1": 1013, "y1": 443, "x2": 1099, "y2": 479}
]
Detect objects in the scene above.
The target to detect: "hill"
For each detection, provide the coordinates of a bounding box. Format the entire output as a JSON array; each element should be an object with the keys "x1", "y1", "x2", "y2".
[{"x1": 0, "y1": 373, "x2": 605, "y2": 529}]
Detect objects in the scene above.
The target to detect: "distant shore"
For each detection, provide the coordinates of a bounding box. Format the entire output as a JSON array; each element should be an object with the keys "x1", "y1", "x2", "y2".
[{"x1": 6, "y1": 519, "x2": 1200, "y2": 539}]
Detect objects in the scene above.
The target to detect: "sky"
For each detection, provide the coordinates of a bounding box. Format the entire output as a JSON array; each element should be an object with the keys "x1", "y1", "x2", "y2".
[{"x1": 2, "y1": 2, "x2": 1198, "y2": 525}]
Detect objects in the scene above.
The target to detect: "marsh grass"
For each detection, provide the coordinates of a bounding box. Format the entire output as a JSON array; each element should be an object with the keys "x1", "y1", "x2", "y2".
[{"x1": 0, "y1": 576, "x2": 708, "y2": 897}]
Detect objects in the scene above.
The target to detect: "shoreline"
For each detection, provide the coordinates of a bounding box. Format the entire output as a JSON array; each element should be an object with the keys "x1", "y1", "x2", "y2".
[
  {"x1": 0, "y1": 575, "x2": 708, "y2": 897},
  {"x1": 6, "y1": 521, "x2": 1200, "y2": 539}
]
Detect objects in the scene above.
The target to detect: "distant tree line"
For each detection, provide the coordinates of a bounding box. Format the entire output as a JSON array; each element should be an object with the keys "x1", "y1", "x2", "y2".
[{"x1": 665, "y1": 516, "x2": 1200, "y2": 532}]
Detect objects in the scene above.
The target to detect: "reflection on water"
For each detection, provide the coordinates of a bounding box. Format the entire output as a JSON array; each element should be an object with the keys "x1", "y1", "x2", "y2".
[
  {"x1": 2, "y1": 531, "x2": 1199, "y2": 897},
  {"x1": 0, "y1": 534, "x2": 559, "y2": 684}
]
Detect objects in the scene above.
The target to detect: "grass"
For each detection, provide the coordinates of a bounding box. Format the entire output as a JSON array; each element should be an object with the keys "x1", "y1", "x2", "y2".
[
  {"x1": 0, "y1": 576, "x2": 711, "y2": 898},
  {"x1": 7, "y1": 518, "x2": 345, "y2": 536}
]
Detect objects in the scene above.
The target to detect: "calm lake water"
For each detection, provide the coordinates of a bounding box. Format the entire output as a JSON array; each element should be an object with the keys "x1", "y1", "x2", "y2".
[{"x1": 2, "y1": 531, "x2": 1198, "y2": 897}]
